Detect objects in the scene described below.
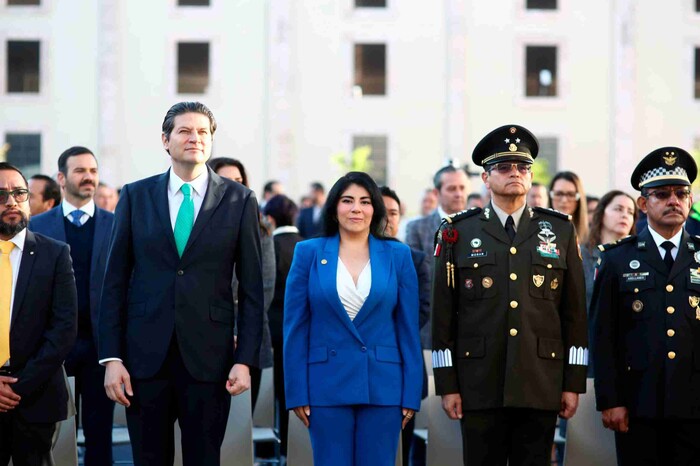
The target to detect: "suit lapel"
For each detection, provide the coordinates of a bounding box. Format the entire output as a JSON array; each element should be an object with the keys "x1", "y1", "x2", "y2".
[
  {"x1": 11, "y1": 230, "x2": 37, "y2": 328},
  {"x1": 149, "y1": 171, "x2": 178, "y2": 256},
  {"x1": 319, "y1": 236, "x2": 364, "y2": 343},
  {"x1": 637, "y1": 228, "x2": 667, "y2": 276},
  {"x1": 513, "y1": 206, "x2": 539, "y2": 247},
  {"x1": 351, "y1": 235, "x2": 389, "y2": 328},
  {"x1": 46, "y1": 207, "x2": 67, "y2": 243},
  {"x1": 669, "y1": 230, "x2": 693, "y2": 281},
  {"x1": 182, "y1": 168, "x2": 225, "y2": 258},
  {"x1": 480, "y1": 204, "x2": 510, "y2": 245}
]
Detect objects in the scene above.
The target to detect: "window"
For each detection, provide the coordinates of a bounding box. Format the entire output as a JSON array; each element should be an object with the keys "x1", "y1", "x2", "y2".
[
  {"x1": 178, "y1": 0, "x2": 209, "y2": 5},
  {"x1": 356, "y1": 0, "x2": 386, "y2": 7},
  {"x1": 7, "y1": 40, "x2": 40, "y2": 93},
  {"x1": 353, "y1": 135, "x2": 388, "y2": 185},
  {"x1": 696, "y1": 0, "x2": 700, "y2": 12},
  {"x1": 525, "y1": 46, "x2": 557, "y2": 97},
  {"x1": 526, "y1": 0, "x2": 556, "y2": 9},
  {"x1": 354, "y1": 44, "x2": 386, "y2": 96},
  {"x1": 537, "y1": 137, "x2": 558, "y2": 176},
  {"x1": 4, "y1": 133, "x2": 41, "y2": 175},
  {"x1": 177, "y1": 42, "x2": 209, "y2": 94},
  {"x1": 695, "y1": 47, "x2": 700, "y2": 99},
  {"x1": 7, "y1": 0, "x2": 40, "y2": 5}
]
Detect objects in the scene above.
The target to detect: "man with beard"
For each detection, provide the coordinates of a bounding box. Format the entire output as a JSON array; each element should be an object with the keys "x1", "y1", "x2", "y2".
[
  {"x1": 432, "y1": 125, "x2": 588, "y2": 466},
  {"x1": 0, "y1": 162, "x2": 77, "y2": 464},
  {"x1": 30, "y1": 146, "x2": 115, "y2": 465},
  {"x1": 592, "y1": 148, "x2": 700, "y2": 464}
]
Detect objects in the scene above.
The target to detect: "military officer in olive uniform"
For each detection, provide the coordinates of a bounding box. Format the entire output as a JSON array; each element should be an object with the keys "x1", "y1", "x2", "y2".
[
  {"x1": 432, "y1": 125, "x2": 588, "y2": 466},
  {"x1": 591, "y1": 147, "x2": 700, "y2": 465}
]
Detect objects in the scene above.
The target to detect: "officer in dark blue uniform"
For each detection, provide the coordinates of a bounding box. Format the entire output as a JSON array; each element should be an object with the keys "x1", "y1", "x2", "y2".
[
  {"x1": 591, "y1": 146, "x2": 700, "y2": 465},
  {"x1": 432, "y1": 125, "x2": 588, "y2": 466}
]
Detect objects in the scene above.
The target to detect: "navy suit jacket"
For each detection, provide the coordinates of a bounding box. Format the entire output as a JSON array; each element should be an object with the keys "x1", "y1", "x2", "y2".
[
  {"x1": 98, "y1": 168, "x2": 264, "y2": 382},
  {"x1": 284, "y1": 234, "x2": 422, "y2": 411},
  {"x1": 296, "y1": 206, "x2": 322, "y2": 239},
  {"x1": 29, "y1": 205, "x2": 114, "y2": 346},
  {"x1": 10, "y1": 231, "x2": 77, "y2": 423}
]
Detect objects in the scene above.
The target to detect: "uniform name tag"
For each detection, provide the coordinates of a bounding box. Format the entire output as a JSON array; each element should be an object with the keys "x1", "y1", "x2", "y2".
[
  {"x1": 622, "y1": 272, "x2": 649, "y2": 282},
  {"x1": 468, "y1": 249, "x2": 487, "y2": 258},
  {"x1": 690, "y1": 268, "x2": 700, "y2": 285}
]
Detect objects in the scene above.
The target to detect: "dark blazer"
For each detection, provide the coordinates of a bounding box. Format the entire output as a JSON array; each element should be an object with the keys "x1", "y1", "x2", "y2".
[
  {"x1": 284, "y1": 234, "x2": 423, "y2": 411},
  {"x1": 29, "y1": 205, "x2": 114, "y2": 345},
  {"x1": 296, "y1": 206, "x2": 322, "y2": 239},
  {"x1": 592, "y1": 228, "x2": 700, "y2": 419},
  {"x1": 269, "y1": 231, "x2": 304, "y2": 342},
  {"x1": 10, "y1": 231, "x2": 77, "y2": 423},
  {"x1": 432, "y1": 206, "x2": 588, "y2": 411},
  {"x1": 98, "y1": 168, "x2": 264, "y2": 382}
]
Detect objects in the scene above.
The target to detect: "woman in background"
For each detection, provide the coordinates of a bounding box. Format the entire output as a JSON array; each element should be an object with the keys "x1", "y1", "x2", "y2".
[
  {"x1": 549, "y1": 171, "x2": 589, "y2": 240},
  {"x1": 284, "y1": 172, "x2": 422, "y2": 466}
]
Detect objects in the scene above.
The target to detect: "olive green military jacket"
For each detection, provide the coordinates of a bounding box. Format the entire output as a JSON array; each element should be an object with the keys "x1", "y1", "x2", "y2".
[{"x1": 431, "y1": 204, "x2": 588, "y2": 411}]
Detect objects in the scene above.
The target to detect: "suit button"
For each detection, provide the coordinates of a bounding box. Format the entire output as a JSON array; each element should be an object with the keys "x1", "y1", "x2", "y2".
[
  {"x1": 667, "y1": 329, "x2": 675, "y2": 337},
  {"x1": 330, "y1": 350, "x2": 337, "y2": 356},
  {"x1": 510, "y1": 273, "x2": 517, "y2": 281},
  {"x1": 668, "y1": 351, "x2": 676, "y2": 360},
  {"x1": 551, "y1": 352, "x2": 556, "y2": 358},
  {"x1": 510, "y1": 247, "x2": 517, "y2": 255},
  {"x1": 473, "y1": 263, "x2": 479, "y2": 269},
  {"x1": 666, "y1": 284, "x2": 674, "y2": 292},
  {"x1": 465, "y1": 351, "x2": 470, "y2": 357},
  {"x1": 667, "y1": 306, "x2": 675, "y2": 315},
  {"x1": 634, "y1": 288, "x2": 639, "y2": 293},
  {"x1": 177, "y1": 270, "x2": 184, "y2": 276},
  {"x1": 510, "y1": 301, "x2": 518, "y2": 309},
  {"x1": 361, "y1": 346, "x2": 367, "y2": 352},
  {"x1": 509, "y1": 328, "x2": 518, "y2": 337}
]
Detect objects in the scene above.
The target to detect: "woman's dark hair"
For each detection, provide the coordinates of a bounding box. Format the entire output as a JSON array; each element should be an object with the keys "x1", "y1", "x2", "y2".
[
  {"x1": 322, "y1": 172, "x2": 387, "y2": 238},
  {"x1": 586, "y1": 190, "x2": 638, "y2": 248},
  {"x1": 549, "y1": 171, "x2": 589, "y2": 240},
  {"x1": 208, "y1": 157, "x2": 249, "y2": 187},
  {"x1": 263, "y1": 194, "x2": 298, "y2": 227}
]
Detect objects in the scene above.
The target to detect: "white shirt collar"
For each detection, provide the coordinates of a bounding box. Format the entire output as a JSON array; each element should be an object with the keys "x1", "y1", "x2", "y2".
[
  {"x1": 647, "y1": 226, "x2": 683, "y2": 250},
  {"x1": 6, "y1": 227, "x2": 26, "y2": 252},
  {"x1": 437, "y1": 206, "x2": 450, "y2": 220},
  {"x1": 272, "y1": 225, "x2": 300, "y2": 237},
  {"x1": 168, "y1": 168, "x2": 209, "y2": 198},
  {"x1": 62, "y1": 199, "x2": 95, "y2": 218},
  {"x1": 490, "y1": 201, "x2": 527, "y2": 230}
]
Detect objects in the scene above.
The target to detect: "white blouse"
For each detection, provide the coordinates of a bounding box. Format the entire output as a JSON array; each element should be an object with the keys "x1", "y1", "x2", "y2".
[{"x1": 337, "y1": 258, "x2": 372, "y2": 321}]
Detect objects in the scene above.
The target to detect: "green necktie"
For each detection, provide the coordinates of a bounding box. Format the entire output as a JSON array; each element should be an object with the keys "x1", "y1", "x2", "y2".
[{"x1": 174, "y1": 183, "x2": 194, "y2": 257}]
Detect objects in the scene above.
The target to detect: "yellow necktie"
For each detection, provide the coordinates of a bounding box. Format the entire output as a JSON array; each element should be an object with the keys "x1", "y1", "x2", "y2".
[{"x1": 0, "y1": 241, "x2": 15, "y2": 366}]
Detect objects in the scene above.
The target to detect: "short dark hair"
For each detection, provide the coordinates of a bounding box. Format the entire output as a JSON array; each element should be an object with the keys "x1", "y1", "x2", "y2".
[
  {"x1": 263, "y1": 180, "x2": 279, "y2": 194},
  {"x1": 322, "y1": 172, "x2": 387, "y2": 238},
  {"x1": 57, "y1": 146, "x2": 96, "y2": 175},
  {"x1": 162, "y1": 101, "x2": 217, "y2": 141},
  {"x1": 263, "y1": 194, "x2": 298, "y2": 227},
  {"x1": 0, "y1": 162, "x2": 28, "y2": 187},
  {"x1": 586, "y1": 195, "x2": 600, "y2": 203},
  {"x1": 310, "y1": 182, "x2": 325, "y2": 194},
  {"x1": 467, "y1": 193, "x2": 482, "y2": 201},
  {"x1": 531, "y1": 181, "x2": 544, "y2": 188},
  {"x1": 208, "y1": 157, "x2": 249, "y2": 187},
  {"x1": 433, "y1": 165, "x2": 460, "y2": 190},
  {"x1": 30, "y1": 174, "x2": 61, "y2": 206},
  {"x1": 379, "y1": 186, "x2": 401, "y2": 209}
]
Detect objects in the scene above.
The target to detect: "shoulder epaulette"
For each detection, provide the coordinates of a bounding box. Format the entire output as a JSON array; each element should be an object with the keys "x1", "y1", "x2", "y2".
[
  {"x1": 442, "y1": 207, "x2": 482, "y2": 225},
  {"x1": 597, "y1": 234, "x2": 637, "y2": 252},
  {"x1": 533, "y1": 206, "x2": 572, "y2": 221}
]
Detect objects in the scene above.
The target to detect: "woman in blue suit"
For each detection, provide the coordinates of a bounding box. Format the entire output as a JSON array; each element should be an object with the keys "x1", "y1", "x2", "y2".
[{"x1": 284, "y1": 172, "x2": 422, "y2": 466}]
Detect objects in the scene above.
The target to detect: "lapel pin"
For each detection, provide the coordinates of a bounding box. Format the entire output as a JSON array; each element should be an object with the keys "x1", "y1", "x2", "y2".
[
  {"x1": 321, "y1": 259, "x2": 328, "y2": 265},
  {"x1": 29, "y1": 251, "x2": 34, "y2": 255}
]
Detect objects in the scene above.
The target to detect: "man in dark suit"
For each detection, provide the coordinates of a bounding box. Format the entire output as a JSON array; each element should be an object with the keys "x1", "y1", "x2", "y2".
[
  {"x1": 28, "y1": 174, "x2": 61, "y2": 216},
  {"x1": 29, "y1": 146, "x2": 115, "y2": 466},
  {"x1": 432, "y1": 125, "x2": 588, "y2": 466},
  {"x1": 296, "y1": 182, "x2": 325, "y2": 239},
  {"x1": 406, "y1": 165, "x2": 470, "y2": 349},
  {"x1": 99, "y1": 102, "x2": 264, "y2": 466},
  {"x1": 0, "y1": 162, "x2": 77, "y2": 465},
  {"x1": 592, "y1": 147, "x2": 700, "y2": 465}
]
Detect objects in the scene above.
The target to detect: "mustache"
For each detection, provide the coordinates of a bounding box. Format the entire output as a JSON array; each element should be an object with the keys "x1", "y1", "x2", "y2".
[
  {"x1": 663, "y1": 206, "x2": 684, "y2": 215},
  {"x1": 80, "y1": 180, "x2": 95, "y2": 187}
]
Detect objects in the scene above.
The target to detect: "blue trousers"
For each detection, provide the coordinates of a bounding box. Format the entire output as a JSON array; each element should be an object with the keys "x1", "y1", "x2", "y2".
[{"x1": 308, "y1": 405, "x2": 402, "y2": 466}]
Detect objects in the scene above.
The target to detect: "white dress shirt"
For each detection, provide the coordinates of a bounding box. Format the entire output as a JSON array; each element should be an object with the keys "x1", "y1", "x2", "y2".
[
  {"x1": 272, "y1": 225, "x2": 300, "y2": 237},
  {"x1": 647, "y1": 226, "x2": 682, "y2": 261},
  {"x1": 337, "y1": 259, "x2": 371, "y2": 321},
  {"x1": 3, "y1": 228, "x2": 26, "y2": 365},
  {"x1": 491, "y1": 202, "x2": 527, "y2": 231},
  {"x1": 62, "y1": 199, "x2": 95, "y2": 225},
  {"x1": 167, "y1": 169, "x2": 209, "y2": 229}
]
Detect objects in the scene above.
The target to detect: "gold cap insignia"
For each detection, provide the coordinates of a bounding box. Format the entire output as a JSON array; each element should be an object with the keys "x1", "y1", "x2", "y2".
[
  {"x1": 508, "y1": 143, "x2": 517, "y2": 152},
  {"x1": 663, "y1": 151, "x2": 677, "y2": 166}
]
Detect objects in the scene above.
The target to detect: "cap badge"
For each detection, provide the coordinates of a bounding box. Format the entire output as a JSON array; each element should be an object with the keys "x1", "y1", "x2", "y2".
[
  {"x1": 509, "y1": 144, "x2": 517, "y2": 152},
  {"x1": 663, "y1": 151, "x2": 677, "y2": 166}
]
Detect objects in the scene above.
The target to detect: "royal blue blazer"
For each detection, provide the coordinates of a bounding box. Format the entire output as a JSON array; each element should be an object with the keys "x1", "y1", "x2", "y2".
[{"x1": 284, "y1": 234, "x2": 422, "y2": 411}]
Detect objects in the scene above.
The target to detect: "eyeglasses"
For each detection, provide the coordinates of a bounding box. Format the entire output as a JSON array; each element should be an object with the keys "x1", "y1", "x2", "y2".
[
  {"x1": 0, "y1": 189, "x2": 30, "y2": 204},
  {"x1": 644, "y1": 188, "x2": 691, "y2": 201},
  {"x1": 550, "y1": 190, "x2": 580, "y2": 201},
  {"x1": 489, "y1": 163, "x2": 532, "y2": 175}
]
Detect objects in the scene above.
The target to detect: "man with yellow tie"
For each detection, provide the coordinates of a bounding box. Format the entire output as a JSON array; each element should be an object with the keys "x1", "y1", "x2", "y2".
[{"x1": 0, "y1": 162, "x2": 77, "y2": 465}]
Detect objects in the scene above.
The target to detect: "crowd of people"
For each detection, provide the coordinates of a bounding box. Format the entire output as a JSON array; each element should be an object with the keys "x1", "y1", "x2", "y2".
[{"x1": 0, "y1": 100, "x2": 698, "y2": 466}]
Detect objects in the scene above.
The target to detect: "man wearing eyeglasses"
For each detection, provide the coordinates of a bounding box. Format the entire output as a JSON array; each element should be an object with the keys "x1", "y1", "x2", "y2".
[
  {"x1": 591, "y1": 147, "x2": 700, "y2": 465},
  {"x1": 432, "y1": 125, "x2": 588, "y2": 465},
  {"x1": 0, "y1": 162, "x2": 77, "y2": 464}
]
